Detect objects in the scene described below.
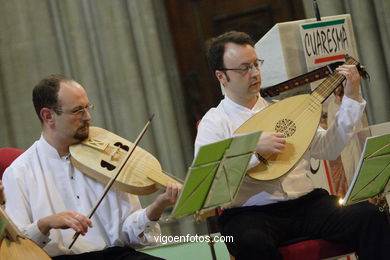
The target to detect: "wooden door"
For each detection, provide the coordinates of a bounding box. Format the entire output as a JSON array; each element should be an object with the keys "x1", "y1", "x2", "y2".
[{"x1": 164, "y1": 0, "x2": 305, "y2": 139}]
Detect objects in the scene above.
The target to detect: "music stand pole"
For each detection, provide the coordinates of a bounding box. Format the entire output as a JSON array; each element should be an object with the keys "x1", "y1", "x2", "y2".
[{"x1": 313, "y1": 0, "x2": 321, "y2": 21}]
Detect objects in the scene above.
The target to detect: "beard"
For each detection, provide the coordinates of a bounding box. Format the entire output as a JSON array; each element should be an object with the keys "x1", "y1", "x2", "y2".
[{"x1": 73, "y1": 122, "x2": 90, "y2": 141}]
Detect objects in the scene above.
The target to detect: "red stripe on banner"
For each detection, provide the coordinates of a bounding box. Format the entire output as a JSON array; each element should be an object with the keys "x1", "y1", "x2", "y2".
[
  {"x1": 315, "y1": 54, "x2": 345, "y2": 64},
  {"x1": 323, "y1": 160, "x2": 335, "y2": 195}
]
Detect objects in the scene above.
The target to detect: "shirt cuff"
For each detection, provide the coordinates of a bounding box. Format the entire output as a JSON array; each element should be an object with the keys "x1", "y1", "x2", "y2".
[
  {"x1": 138, "y1": 208, "x2": 161, "y2": 246},
  {"x1": 25, "y1": 220, "x2": 51, "y2": 248},
  {"x1": 141, "y1": 208, "x2": 159, "y2": 232},
  {"x1": 339, "y1": 96, "x2": 366, "y2": 128},
  {"x1": 126, "y1": 208, "x2": 160, "y2": 243},
  {"x1": 248, "y1": 152, "x2": 264, "y2": 169},
  {"x1": 342, "y1": 95, "x2": 366, "y2": 107}
]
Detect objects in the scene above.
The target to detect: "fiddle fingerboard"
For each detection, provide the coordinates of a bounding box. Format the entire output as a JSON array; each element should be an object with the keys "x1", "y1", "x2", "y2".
[{"x1": 147, "y1": 169, "x2": 182, "y2": 188}]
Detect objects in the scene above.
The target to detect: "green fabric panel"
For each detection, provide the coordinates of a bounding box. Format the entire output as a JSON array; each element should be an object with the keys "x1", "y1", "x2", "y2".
[
  {"x1": 364, "y1": 134, "x2": 390, "y2": 158},
  {"x1": 193, "y1": 139, "x2": 232, "y2": 167},
  {"x1": 344, "y1": 134, "x2": 390, "y2": 205},
  {"x1": 171, "y1": 131, "x2": 261, "y2": 219},
  {"x1": 172, "y1": 164, "x2": 218, "y2": 217},
  {"x1": 349, "y1": 155, "x2": 390, "y2": 202},
  {"x1": 204, "y1": 156, "x2": 251, "y2": 208}
]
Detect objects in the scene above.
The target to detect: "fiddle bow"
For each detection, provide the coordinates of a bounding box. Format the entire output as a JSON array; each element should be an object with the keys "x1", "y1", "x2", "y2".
[{"x1": 69, "y1": 115, "x2": 181, "y2": 248}]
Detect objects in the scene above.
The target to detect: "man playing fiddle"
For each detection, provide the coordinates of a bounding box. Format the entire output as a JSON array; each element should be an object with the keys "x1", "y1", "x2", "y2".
[
  {"x1": 195, "y1": 31, "x2": 390, "y2": 260},
  {"x1": 3, "y1": 74, "x2": 181, "y2": 259}
]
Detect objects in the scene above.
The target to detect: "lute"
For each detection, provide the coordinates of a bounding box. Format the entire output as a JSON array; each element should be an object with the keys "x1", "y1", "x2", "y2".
[
  {"x1": 0, "y1": 207, "x2": 52, "y2": 260},
  {"x1": 235, "y1": 55, "x2": 362, "y2": 180}
]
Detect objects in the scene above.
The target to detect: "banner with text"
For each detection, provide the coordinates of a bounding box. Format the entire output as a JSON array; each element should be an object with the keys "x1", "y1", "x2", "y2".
[{"x1": 300, "y1": 18, "x2": 352, "y2": 69}]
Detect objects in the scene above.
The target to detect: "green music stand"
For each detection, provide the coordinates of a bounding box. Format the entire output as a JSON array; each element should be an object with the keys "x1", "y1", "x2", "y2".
[
  {"x1": 170, "y1": 131, "x2": 262, "y2": 220},
  {"x1": 342, "y1": 134, "x2": 390, "y2": 206}
]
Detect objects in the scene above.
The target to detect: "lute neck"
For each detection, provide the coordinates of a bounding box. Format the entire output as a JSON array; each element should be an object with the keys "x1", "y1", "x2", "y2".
[
  {"x1": 0, "y1": 207, "x2": 23, "y2": 242},
  {"x1": 311, "y1": 56, "x2": 359, "y2": 103}
]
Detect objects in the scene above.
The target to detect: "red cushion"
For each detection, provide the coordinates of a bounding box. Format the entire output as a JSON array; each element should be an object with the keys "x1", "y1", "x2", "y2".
[
  {"x1": 278, "y1": 239, "x2": 353, "y2": 260},
  {"x1": 0, "y1": 148, "x2": 25, "y2": 179}
]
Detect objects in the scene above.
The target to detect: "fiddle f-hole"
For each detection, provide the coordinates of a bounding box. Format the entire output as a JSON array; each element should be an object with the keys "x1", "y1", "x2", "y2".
[
  {"x1": 101, "y1": 160, "x2": 116, "y2": 171},
  {"x1": 114, "y1": 142, "x2": 129, "y2": 151}
]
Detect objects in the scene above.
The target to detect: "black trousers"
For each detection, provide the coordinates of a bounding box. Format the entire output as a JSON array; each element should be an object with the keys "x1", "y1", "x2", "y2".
[
  {"x1": 218, "y1": 188, "x2": 390, "y2": 260},
  {"x1": 52, "y1": 246, "x2": 164, "y2": 260}
]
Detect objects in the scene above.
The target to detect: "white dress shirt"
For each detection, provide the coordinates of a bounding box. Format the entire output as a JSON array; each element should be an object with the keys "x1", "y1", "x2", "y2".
[
  {"x1": 3, "y1": 135, "x2": 160, "y2": 257},
  {"x1": 195, "y1": 94, "x2": 365, "y2": 207}
]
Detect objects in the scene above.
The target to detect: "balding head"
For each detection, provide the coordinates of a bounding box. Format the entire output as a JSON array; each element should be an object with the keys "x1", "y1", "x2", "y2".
[{"x1": 32, "y1": 74, "x2": 75, "y2": 123}]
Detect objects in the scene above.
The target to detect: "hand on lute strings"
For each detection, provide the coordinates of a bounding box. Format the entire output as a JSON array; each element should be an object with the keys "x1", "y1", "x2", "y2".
[
  {"x1": 336, "y1": 64, "x2": 362, "y2": 102},
  {"x1": 256, "y1": 132, "x2": 286, "y2": 155}
]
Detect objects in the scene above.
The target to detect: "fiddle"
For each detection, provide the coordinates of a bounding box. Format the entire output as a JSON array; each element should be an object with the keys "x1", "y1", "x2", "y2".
[
  {"x1": 68, "y1": 118, "x2": 178, "y2": 249},
  {"x1": 0, "y1": 207, "x2": 52, "y2": 260},
  {"x1": 70, "y1": 126, "x2": 181, "y2": 195},
  {"x1": 68, "y1": 120, "x2": 182, "y2": 248}
]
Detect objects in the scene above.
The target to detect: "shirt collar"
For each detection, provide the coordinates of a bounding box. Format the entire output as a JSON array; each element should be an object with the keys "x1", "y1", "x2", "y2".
[
  {"x1": 223, "y1": 94, "x2": 268, "y2": 114},
  {"x1": 37, "y1": 135, "x2": 70, "y2": 160}
]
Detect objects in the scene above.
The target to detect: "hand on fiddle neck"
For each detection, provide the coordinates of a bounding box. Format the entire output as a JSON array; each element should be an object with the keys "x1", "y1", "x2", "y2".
[
  {"x1": 37, "y1": 210, "x2": 93, "y2": 236},
  {"x1": 146, "y1": 183, "x2": 182, "y2": 221}
]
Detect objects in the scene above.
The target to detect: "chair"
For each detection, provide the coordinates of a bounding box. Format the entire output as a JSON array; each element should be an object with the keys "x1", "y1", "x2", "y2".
[
  {"x1": 0, "y1": 147, "x2": 25, "y2": 179},
  {"x1": 225, "y1": 235, "x2": 354, "y2": 260},
  {"x1": 277, "y1": 237, "x2": 353, "y2": 260},
  {"x1": 206, "y1": 212, "x2": 353, "y2": 260}
]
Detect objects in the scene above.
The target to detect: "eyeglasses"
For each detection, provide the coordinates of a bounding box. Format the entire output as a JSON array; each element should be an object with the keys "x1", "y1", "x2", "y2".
[
  {"x1": 218, "y1": 59, "x2": 264, "y2": 74},
  {"x1": 55, "y1": 103, "x2": 94, "y2": 116}
]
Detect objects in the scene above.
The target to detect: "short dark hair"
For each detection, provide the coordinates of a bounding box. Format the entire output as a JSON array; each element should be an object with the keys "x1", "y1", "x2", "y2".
[
  {"x1": 205, "y1": 31, "x2": 254, "y2": 72},
  {"x1": 32, "y1": 74, "x2": 73, "y2": 122}
]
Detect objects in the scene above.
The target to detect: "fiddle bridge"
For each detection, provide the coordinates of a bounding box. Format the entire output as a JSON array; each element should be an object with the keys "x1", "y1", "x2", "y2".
[{"x1": 82, "y1": 138, "x2": 131, "y2": 170}]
